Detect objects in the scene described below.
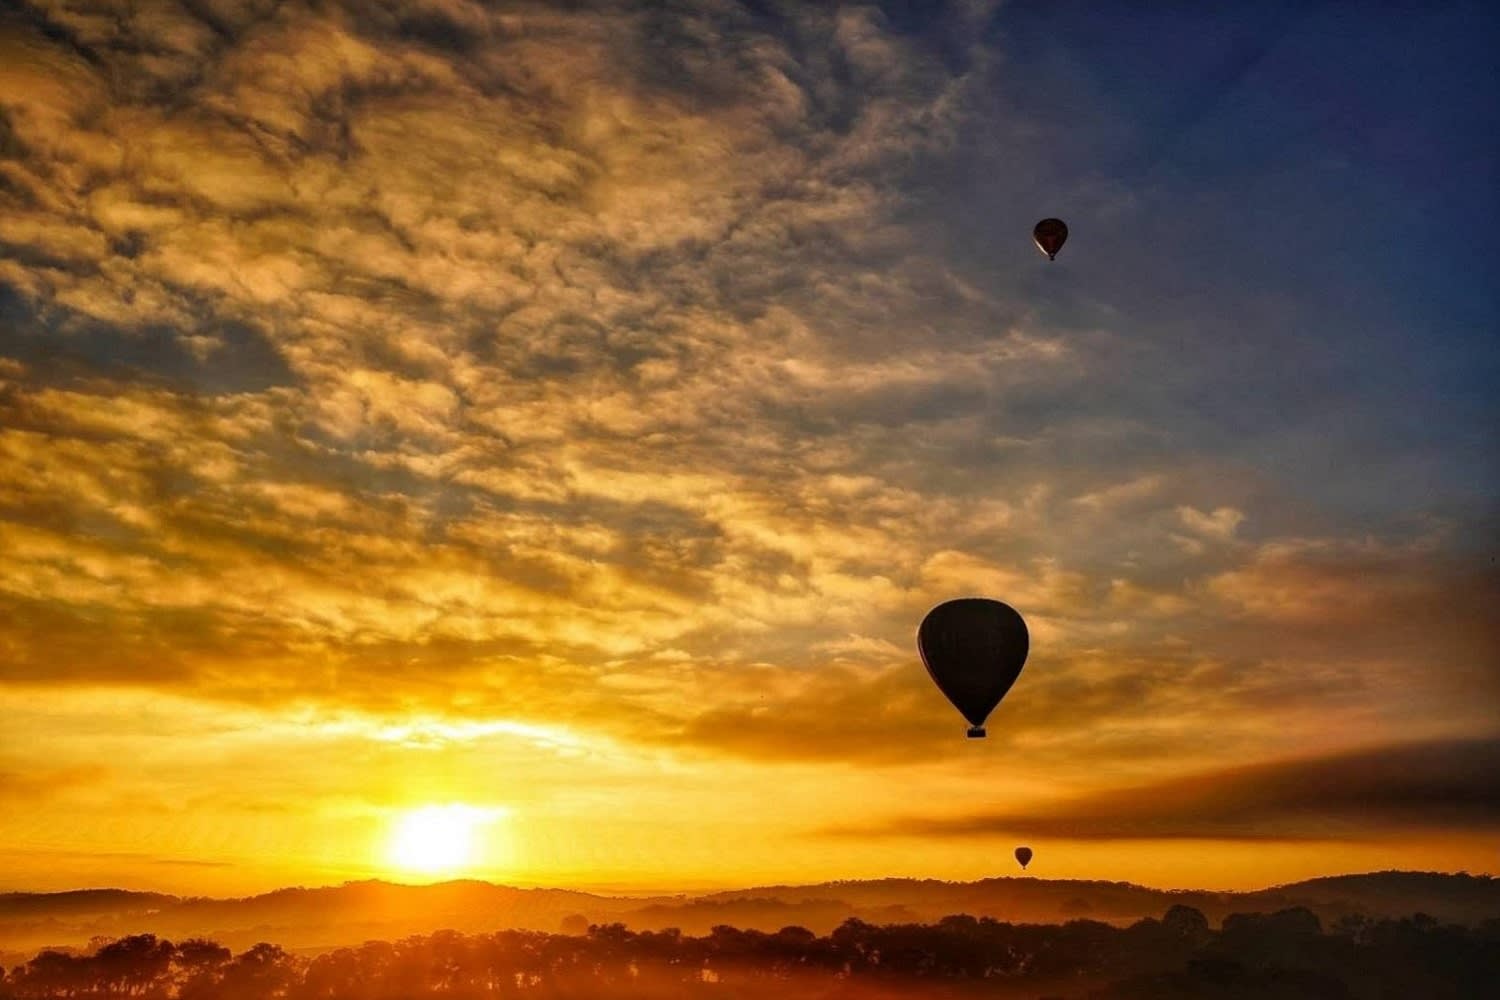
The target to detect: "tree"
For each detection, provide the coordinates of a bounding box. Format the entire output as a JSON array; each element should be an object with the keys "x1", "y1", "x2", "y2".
[
  {"x1": 217, "y1": 943, "x2": 299, "y2": 1000},
  {"x1": 95, "y1": 933, "x2": 176, "y2": 996},
  {"x1": 1161, "y1": 904, "x2": 1211, "y2": 945}
]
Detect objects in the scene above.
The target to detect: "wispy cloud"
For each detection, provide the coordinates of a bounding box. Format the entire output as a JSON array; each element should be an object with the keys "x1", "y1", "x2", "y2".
[{"x1": 825, "y1": 738, "x2": 1500, "y2": 841}]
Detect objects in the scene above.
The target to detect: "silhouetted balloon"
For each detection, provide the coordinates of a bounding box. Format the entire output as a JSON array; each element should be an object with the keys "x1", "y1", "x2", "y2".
[
  {"x1": 1033, "y1": 218, "x2": 1068, "y2": 260},
  {"x1": 917, "y1": 598, "x2": 1029, "y2": 738},
  {"x1": 1015, "y1": 846, "x2": 1033, "y2": 869}
]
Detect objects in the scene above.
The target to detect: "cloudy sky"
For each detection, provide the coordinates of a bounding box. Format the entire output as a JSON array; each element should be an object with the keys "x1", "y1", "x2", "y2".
[{"x1": 1, "y1": 0, "x2": 1496, "y2": 895}]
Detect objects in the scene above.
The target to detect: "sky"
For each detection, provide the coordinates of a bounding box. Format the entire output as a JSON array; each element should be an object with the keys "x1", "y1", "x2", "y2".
[{"x1": 1, "y1": 0, "x2": 1497, "y2": 896}]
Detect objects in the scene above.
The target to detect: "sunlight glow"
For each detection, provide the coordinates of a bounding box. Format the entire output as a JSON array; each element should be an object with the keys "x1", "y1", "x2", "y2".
[{"x1": 387, "y1": 805, "x2": 504, "y2": 876}]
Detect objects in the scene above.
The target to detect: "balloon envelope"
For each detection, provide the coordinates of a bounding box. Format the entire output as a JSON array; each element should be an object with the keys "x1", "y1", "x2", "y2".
[
  {"x1": 1015, "y1": 846, "x2": 1033, "y2": 869},
  {"x1": 917, "y1": 598, "x2": 1029, "y2": 737},
  {"x1": 1033, "y1": 218, "x2": 1068, "y2": 260}
]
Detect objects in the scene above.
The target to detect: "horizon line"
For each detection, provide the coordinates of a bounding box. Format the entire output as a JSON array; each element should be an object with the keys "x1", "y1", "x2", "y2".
[{"x1": 5, "y1": 867, "x2": 1491, "y2": 904}]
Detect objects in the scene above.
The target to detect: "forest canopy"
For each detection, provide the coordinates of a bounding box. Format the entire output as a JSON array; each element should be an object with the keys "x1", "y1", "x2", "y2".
[{"x1": 3, "y1": 907, "x2": 1497, "y2": 999}]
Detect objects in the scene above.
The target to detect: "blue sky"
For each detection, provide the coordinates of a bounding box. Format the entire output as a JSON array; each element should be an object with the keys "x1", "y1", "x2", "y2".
[{"x1": 940, "y1": 1, "x2": 1499, "y2": 524}]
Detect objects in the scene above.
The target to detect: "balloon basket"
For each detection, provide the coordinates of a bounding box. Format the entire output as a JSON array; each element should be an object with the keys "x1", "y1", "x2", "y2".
[{"x1": 966, "y1": 726, "x2": 986, "y2": 739}]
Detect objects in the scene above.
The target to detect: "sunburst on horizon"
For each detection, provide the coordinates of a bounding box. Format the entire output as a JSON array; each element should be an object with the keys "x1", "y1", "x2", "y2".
[{"x1": 386, "y1": 804, "x2": 510, "y2": 878}]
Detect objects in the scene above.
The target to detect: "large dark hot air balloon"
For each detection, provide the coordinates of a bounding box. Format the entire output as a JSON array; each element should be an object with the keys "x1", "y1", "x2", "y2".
[
  {"x1": 1015, "y1": 846, "x2": 1033, "y2": 870},
  {"x1": 1033, "y1": 218, "x2": 1068, "y2": 260},
  {"x1": 917, "y1": 598, "x2": 1029, "y2": 738}
]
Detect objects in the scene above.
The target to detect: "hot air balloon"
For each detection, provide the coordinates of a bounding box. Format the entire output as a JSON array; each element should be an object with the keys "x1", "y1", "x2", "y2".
[
  {"x1": 1015, "y1": 846, "x2": 1033, "y2": 870},
  {"x1": 1033, "y1": 218, "x2": 1068, "y2": 260},
  {"x1": 917, "y1": 598, "x2": 1029, "y2": 738}
]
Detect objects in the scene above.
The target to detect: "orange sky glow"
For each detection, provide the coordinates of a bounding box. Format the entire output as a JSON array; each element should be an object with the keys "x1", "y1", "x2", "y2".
[{"x1": 0, "y1": 0, "x2": 1496, "y2": 899}]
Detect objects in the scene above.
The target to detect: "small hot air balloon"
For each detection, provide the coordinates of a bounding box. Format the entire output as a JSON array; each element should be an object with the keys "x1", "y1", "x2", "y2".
[
  {"x1": 1033, "y1": 218, "x2": 1068, "y2": 260},
  {"x1": 1015, "y1": 846, "x2": 1033, "y2": 870},
  {"x1": 917, "y1": 598, "x2": 1029, "y2": 738}
]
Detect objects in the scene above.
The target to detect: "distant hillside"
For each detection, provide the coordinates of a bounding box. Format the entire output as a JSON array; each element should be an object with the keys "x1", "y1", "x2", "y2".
[
  {"x1": 3, "y1": 871, "x2": 1496, "y2": 954},
  {"x1": 628, "y1": 872, "x2": 1500, "y2": 934},
  {"x1": 0, "y1": 889, "x2": 177, "y2": 919}
]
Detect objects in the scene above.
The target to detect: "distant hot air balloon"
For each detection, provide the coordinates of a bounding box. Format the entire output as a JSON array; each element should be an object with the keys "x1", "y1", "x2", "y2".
[
  {"x1": 917, "y1": 598, "x2": 1029, "y2": 738},
  {"x1": 1015, "y1": 846, "x2": 1033, "y2": 870},
  {"x1": 1033, "y1": 218, "x2": 1068, "y2": 260}
]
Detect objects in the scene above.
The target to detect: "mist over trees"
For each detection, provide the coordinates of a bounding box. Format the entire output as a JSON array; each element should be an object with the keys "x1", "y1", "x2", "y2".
[
  {"x1": 8, "y1": 872, "x2": 1500, "y2": 958},
  {"x1": 3, "y1": 906, "x2": 1496, "y2": 999}
]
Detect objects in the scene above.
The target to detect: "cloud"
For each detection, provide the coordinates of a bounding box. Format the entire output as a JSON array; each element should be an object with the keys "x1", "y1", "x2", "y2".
[
  {"x1": 1201, "y1": 537, "x2": 1500, "y2": 710},
  {"x1": 0, "y1": 763, "x2": 111, "y2": 802},
  {"x1": 0, "y1": 847, "x2": 235, "y2": 868},
  {"x1": 0, "y1": 1, "x2": 1495, "y2": 808},
  {"x1": 1176, "y1": 505, "x2": 1244, "y2": 540},
  {"x1": 1072, "y1": 474, "x2": 1165, "y2": 511},
  {"x1": 827, "y1": 738, "x2": 1500, "y2": 841}
]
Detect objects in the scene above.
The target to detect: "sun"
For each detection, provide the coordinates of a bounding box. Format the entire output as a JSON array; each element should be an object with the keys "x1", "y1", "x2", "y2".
[{"x1": 387, "y1": 804, "x2": 497, "y2": 876}]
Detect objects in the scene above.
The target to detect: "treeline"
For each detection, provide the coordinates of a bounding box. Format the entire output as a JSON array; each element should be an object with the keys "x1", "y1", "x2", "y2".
[{"x1": 2, "y1": 906, "x2": 1497, "y2": 999}]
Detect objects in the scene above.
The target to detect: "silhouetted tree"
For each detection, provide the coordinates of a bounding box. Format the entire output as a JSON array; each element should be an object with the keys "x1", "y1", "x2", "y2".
[
  {"x1": 5, "y1": 905, "x2": 1498, "y2": 998},
  {"x1": 14, "y1": 950, "x2": 89, "y2": 998},
  {"x1": 218, "y1": 943, "x2": 299, "y2": 999},
  {"x1": 1162, "y1": 904, "x2": 1211, "y2": 944},
  {"x1": 177, "y1": 938, "x2": 232, "y2": 1000},
  {"x1": 94, "y1": 934, "x2": 175, "y2": 997}
]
